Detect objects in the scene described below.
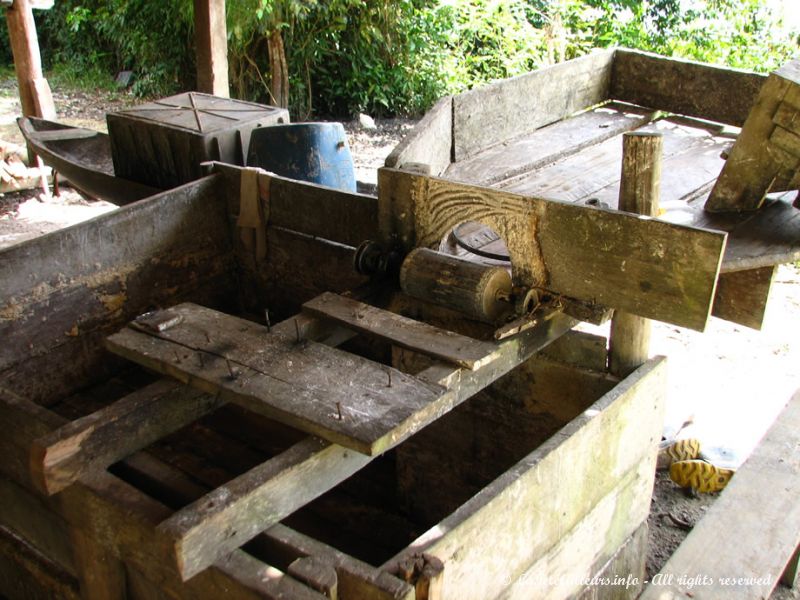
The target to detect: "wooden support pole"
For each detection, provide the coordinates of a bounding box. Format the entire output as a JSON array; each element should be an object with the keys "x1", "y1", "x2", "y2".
[
  {"x1": 609, "y1": 132, "x2": 663, "y2": 377},
  {"x1": 194, "y1": 0, "x2": 229, "y2": 98},
  {"x1": 5, "y1": 0, "x2": 55, "y2": 119}
]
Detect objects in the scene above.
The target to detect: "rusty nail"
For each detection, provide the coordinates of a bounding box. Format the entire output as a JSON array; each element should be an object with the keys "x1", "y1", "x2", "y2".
[{"x1": 336, "y1": 402, "x2": 343, "y2": 420}]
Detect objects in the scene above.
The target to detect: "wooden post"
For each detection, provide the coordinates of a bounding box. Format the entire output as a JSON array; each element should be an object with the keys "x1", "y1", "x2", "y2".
[
  {"x1": 194, "y1": 0, "x2": 229, "y2": 98},
  {"x1": 5, "y1": 0, "x2": 55, "y2": 119},
  {"x1": 609, "y1": 132, "x2": 663, "y2": 377}
]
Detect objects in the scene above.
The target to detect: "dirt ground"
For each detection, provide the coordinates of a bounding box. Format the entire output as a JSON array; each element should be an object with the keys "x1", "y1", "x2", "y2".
[{"x1": 1, "y1": 80, "x2": 798, "y2": 598}]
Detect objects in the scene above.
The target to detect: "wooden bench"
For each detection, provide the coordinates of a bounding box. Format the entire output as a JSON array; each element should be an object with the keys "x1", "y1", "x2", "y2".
[{"x1": 640, "y1": 388, "x2": 800, "y2": 599}]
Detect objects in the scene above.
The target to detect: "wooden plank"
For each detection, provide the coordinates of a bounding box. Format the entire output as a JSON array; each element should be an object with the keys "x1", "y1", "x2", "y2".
[
  {"x1": 640, "y1": 389, "x2": 800, "y2": 600},
  {"x1": 610, "y1": 49, "x2": 765, "y2": 127},
  {"x1": 385, "y1": 356, "x2": 666, "y2": 600},
  {"x1": 0, "y1": 525, "x2": 80, "y2": 600},
  {"x1": 267, "y1": 171, "x2": 378, "y2": 247},
  {"x1": 0, "y1": 174, "x2": 236, "y2": 405},
  {"x1": 385, "y1": 95, "x2": 453, "y2": 177},
  {"x1": 574, "y1": 119, "x2": 730, "y2": 210},
  {"x1": 501, "y1": 117, "x2": 727, "y2": 204},
  {"x1": 106, "y1": 303, "x2": 445, "y2": 455},
  {"x1": 0, "y1": 475, "x2": 75, "y2": 576},
  {"x1": 445, "y1": 102, "x2": 656, "y2": 187},
  {"x1": 453, "y1": 49, "x2": 614, "y2": 161},
  {"x1": 706, "y1": 60, "x2": 800, "y2": 212},
  {"x1": 501, "y1": 460, "x2": 652, "y2": 599},
  {"x1": 609, "y1": 132, "x2": 662, "y2": 377},
  {"x1": 30, "y1": 379, "x2": 225, "y2": 496},
  {"x1": 379, "y1": 168, "x2": 726, "y2": 331},
  {"x1": 117, "y1": 450, "x2": 416, "y2": 600},
  {"x1": 194, "y1": 0, "x2": 230, "y2": 98},
  {"x1": 158, "y1": 437, "x2": 371, "y2": 581},
  {"x1": 256, "y1": 524, "x2": 415, "y2": 600},
  {"x1": 691, "y1": 191, "x2": 800, "y2": 272},
  {"x1": 303, "y1": 292, "x2": 501, "y2": 370},
  {"x1": 712, "y1": 266, "x2": 775, "y2": 330}
]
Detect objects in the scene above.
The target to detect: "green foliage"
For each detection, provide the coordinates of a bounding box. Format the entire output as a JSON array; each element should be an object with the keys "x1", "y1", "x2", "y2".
[
  {"x1": 2, "y1": 0, "x2": 796, "y2": 114},
  {"x1": 227, "y1": 0, "x2": 452, "y2": 118},
  {"x1": 35, "y1": 0, "x2": 194, "y2": 97}
]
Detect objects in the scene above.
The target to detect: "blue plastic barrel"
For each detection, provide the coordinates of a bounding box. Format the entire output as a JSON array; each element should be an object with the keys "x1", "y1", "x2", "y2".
[{"x1": 246, "y1": 122, "x2": 357, "y2": 192}]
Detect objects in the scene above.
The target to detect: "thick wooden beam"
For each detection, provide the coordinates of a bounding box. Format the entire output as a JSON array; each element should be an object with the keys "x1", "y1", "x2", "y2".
[
  {"x1": 194, "y1": 0, "x2": 229, "y2": 97},
  {"x1": 609, "y1": 132, "x2": 662, "y2": 377},
  {"x1": 712, "y1": 266, "x2": 775, "y2": 330},
  {"x1": 30, "y1": 380, "x2": 225, "y2": 496},
  {"x1": 303, "y1": 292, "x2": 501, "y2": 370},
  {"x1": 640, "y1": 389, "x2": 800, "y2": 600},
  {"x1": 158, "y1": 437, "x2": 370, "y2": 581},
  {"x1": 705, "y1": 60, "x2": 800, "y2": 212},
  {"x1": 378, "y1": 168, "x2": 726, "y2": 331},
  {"x1": 4, "y1": 0, "x2": 55, "y2": 119}
]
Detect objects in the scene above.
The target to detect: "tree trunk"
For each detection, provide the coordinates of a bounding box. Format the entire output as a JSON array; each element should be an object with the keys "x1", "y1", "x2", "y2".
[{"x1": 268, "y1": 30, "x2": 289, "y2": 108}]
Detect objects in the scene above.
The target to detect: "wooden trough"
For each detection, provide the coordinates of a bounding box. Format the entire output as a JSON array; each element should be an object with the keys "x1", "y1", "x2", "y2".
[{"x1": 1, "y1": 49, "x2": 799, "y2": 599}]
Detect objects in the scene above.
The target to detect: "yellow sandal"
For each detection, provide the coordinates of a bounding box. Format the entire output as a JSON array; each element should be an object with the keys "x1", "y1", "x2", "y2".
[
  {"x1": 657, "y1": 438, "x2": 701, "y2": 470},
  {"x1": 669, "y1": 459, "x2": 735, "y2": 493}
]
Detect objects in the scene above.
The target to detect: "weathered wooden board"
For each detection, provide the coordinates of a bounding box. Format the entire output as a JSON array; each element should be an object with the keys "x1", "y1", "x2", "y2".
[
  {"x1": 385, "y1": 356, "x2": 666, "y2": 600},
  {"x1": 572, "y1": 120, "x2": 729, "y2": 210},
  {"x1": 385, "y1": 95, "x2": 453, "y2": 177},
  {"x1": 303, "y1": 292, "x2": 501, "y2": 369},
  {"x1": 0, "y1": 175, "x2": 237, "y2": 404},
  {"x1": 692, "y1": 192, "x2": 800, "y2": 272},
  {"x1": 0, "y1": 389, "x2": 328, "y2": 599},
  {"x1": 706, "y1": 60, "x2": 800, "y2": 212},
  {"x1": 446, "y1": 102, "x2": 656, "y2": 187},
  {"x1": 453, "y1": 49, "x2": 615, "y2": 161},
  {"x1": 116, "y1": 441, "x2": 415, "y2": 599},
  {"x1": 158, "y1": 437, "x2": 371, "y2": 580},
  {"x1": 106, "y1": 303, "x2": 446, "y2": 455},
  {"x1": 610, "y1": 49, "x2": 765, "y2": 128},
  {"x1": 640, "y1": 389, "x2": 800, "y2": 600},
  {"x1": 266, "y1": 171, "x2": 378, "y2": 247},
  {"x1": 712, "y1": 266, "x2": 775, "y2": 330},
  {"x1": 0, "y1": 525, "x2": 80, "y2": 600},
  {"x1": 379, "y1": 168, "x2": 726, "y2": 331},
  {"x1": 30, "y1": 379, "x2": 224, "y2": 496},
  {"x1": 501, "y1": 460, "x2": 653, "y2": 600},
  {"x1": 501, "y1": 118, "x2": 727, "y2": 205},
  {"x1": 0, "y1": 476, "x2": 75, "y2": 576}
]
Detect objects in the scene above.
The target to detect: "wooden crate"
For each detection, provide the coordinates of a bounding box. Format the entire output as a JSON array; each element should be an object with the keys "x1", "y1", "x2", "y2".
[
  {"x1": 107, "y1": 92, "x2": 289, "y2": 188},
  {"x1": 0, "y1": 165, "x2": 665, "y2": 599}
]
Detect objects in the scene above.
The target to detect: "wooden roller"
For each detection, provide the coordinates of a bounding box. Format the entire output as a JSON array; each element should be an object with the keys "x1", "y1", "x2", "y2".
[{"x1": 399, "y1": 248, "x2": 513, "y2": 322}]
